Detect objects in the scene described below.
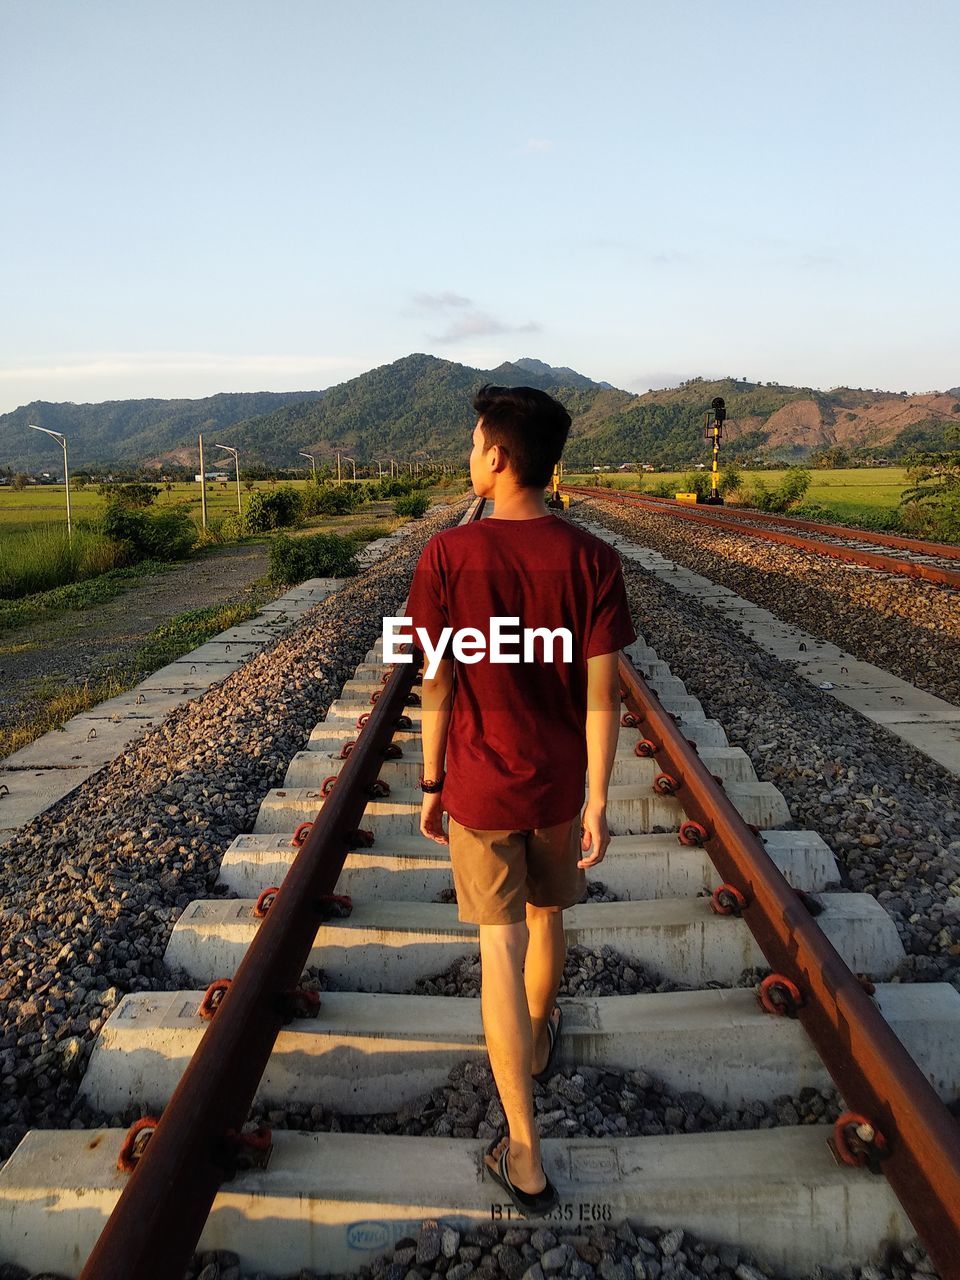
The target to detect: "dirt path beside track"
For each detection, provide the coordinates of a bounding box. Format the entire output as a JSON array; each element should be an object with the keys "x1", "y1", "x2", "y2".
[{"x1": 0, "y1": 543, "x2": 271, "y2": 736}]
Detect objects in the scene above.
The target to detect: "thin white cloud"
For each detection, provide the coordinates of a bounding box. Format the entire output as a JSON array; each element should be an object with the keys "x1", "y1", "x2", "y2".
[
  {"x1": 431, "y1": 312, "x2": 541, "y2": 343},
  {"x1": 410, "y1": 292, "x2": 541, "y2": 345},
  {"x1": 520, "y1": 138, "x2": 555, "y2": 154},
  {"x1": 411, "y1": 290, "x2": 472, "y2": 311},
  {"x1": 628, "y1": 372, "x2": 707, "y2": 392},
  {"x1": 0, "y1": 352, "x2": 365, "y2": 382}
]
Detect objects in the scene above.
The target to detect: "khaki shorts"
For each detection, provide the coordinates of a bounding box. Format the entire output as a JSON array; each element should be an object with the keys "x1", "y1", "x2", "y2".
[{"x1": 446, "y1": 814, "x2": 587, "y2": 926}]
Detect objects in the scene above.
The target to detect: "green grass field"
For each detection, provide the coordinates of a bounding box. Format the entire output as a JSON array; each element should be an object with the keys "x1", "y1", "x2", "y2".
[
  {"x1": 563, "y1": 468, "x2": 911, "y2": 524},
  {"x1": 0, "y1": 471, "x2": 908, "y2": 533},
  {"x1": 0, "y1": 479, "x2": 378, "y2": 535}
]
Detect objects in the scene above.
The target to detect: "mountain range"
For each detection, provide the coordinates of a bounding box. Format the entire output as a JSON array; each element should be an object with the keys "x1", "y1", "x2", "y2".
[{"x1": 2, "y1": 355, "x2": 957, "y2": 473}]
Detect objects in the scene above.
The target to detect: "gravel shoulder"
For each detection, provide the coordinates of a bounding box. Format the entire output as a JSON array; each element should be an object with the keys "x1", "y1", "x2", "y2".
[
  {"x1": 573, "y1": 502, "x2": 960, "y2": 993},
  {"x1": 0, "y1": 543, "x2": 271, "y2": 734},
  {"x1": 574, "y1": 498, "x2": 960, "y2": 706}
]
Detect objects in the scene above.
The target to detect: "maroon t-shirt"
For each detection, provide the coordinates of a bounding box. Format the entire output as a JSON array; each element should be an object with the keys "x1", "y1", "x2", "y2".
[{"x1": 406, "y1": 514, "x2": 636, "y2": 829}]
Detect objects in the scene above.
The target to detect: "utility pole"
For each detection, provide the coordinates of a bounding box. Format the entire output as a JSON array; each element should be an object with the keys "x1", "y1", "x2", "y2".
[
  {"x1": 343, "y1": 456, "x2": 357, "y2": 482},
  {"x1": 336, "y1": 452, "x2": 342, "y2": 487},
  {"x1": 198, "y1": 434, "x2": 208, "y2": 532},
  {"x1": 703, "y1": 397, "x2": 726, "y2": 504},
  {"x1": 299, "y1": 452, "x2": 317, "y2": 483}
]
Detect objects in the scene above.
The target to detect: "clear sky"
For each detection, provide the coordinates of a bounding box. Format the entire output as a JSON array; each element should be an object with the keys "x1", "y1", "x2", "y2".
[{"x1": 1, "y1": 0, "x2": 957, "y2": 413}]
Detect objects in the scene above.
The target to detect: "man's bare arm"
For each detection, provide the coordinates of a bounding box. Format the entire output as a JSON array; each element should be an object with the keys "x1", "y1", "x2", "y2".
[
  {"x1": 419, "y1": 655, "x2": 454, "y2": 844},
  {"x1": 580, "y1": 650, "x2": 621, "y2": 868}
]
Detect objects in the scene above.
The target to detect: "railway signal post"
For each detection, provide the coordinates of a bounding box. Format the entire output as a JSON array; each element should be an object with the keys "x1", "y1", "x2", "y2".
[{"x1": 704, "y1": 396, "x2": 726, "y2": 504}]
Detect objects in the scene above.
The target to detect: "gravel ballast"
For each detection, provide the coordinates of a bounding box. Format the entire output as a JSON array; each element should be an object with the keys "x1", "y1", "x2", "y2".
[
  {"x1": 572, "y1": 499, "x2": 960, "y2": 992},
  {"x1": 1, "y1": 495, "x2": 953, "y2": 1280},
  {"x1": 0, "y1": 501, "x2": 468, "y2": 1162},
  {"x1": 577, "y1": 498, "x2": 960, "y2": 706}
]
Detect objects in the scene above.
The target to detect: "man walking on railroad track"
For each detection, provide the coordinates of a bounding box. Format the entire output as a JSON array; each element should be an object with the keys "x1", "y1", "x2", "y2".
[{"x1": 407, "y1": 384, "x2": 636, "y2": 1216}]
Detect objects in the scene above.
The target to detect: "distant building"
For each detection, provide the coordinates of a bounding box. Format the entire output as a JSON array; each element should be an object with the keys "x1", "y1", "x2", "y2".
[{"x1": 194, "y1": 472, "x2": 229, "y2": 482}]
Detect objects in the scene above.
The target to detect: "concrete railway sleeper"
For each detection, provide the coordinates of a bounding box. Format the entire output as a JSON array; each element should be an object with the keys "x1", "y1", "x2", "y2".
[{"x1": 2, "y1": 499, "x2": 960, "y2": 1279}]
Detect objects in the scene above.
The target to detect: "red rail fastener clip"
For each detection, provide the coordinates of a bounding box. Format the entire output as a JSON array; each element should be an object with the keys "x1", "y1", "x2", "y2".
[
  {"x1": 620, "y1": 712, "x2": 641, "y2": 729},
  {"x1": 678, "y1": 820, "x2": 710, "y2": 847},
  {"x1": 219, "y1": 1126, "x2": 273, "y2": 1178},
  {"x1": 367, "y1": 778, "x2": 390, "y2": 798},
  {"x1": 117, "y1": 1117, "x2": 160, "y2": 1173},
  {"x1": 253, "y1": 887, "x2": 280, "y2": 919},
  {"x1": 350, "y1": 829, "x2": 375, "y2": 848},
  {"x1": 356, "y1": 712, "x2": 371, "y2": 729},
  {"x1": 710, "y1": 883, "x2": 748, "y2": 916},
  {"x1": 339, "y1": 740, "x2": 356, "y2": 759},
  {"x1": 380, "y1": 671, "x2": 392, "y2": 684},
  {"x1": 316, "y1": 893, "x2": 353, "y2": 920},
  {"x1": 321, "y1": 774, "x2": 339, "y2": 796},
  {"x1": 199, "y1": 979, "x2": 232, "y2": 1019},
  {"x1": 291, "y1": 821, "x2": 313, "y2": 848},
  {"x1": 758, "y1": 973, "x2": 803, "y2": 1017},
  {"x1": 634, "y1": 739, "x2": 658, "y2": 758},
  {"x1": 369, "y1": 690, "x2": 382, "y2": 705},
  {"x1": 653, "y1": 773, "x2": 680, "y2": 796},
  {"x1": 830, "y1": 1112, "x2": 889, "y2": 1173}
]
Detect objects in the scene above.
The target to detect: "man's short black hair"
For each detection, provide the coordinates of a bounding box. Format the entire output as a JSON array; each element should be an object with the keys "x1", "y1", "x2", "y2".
[{"x1": 472, "y1": 384, "x2": 572, "y2": 488}]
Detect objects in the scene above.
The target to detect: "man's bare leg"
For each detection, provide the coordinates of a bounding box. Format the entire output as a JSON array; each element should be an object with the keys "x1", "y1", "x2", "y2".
[
  {"x1": 524, "y1": 902, "x2": 566, "y2": 1076},
  {"x1": 479, "y1": 921, "x2": 546, "y2": 1193}
]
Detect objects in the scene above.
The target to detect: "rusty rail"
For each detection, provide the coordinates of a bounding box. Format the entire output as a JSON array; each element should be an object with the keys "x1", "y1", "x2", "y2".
[
  {"x1": 79, "y1": 494, "x2": 486, "y2": 1278},
  {"x1": 604, "y1": 489, "x2": 960, "y2": 561},
  {"x1": 617, "y1": 653, "x2": 960, "y2": 1278},
  {"x1": 568, "y1": 486, "x2": 960, "y2": 589}
]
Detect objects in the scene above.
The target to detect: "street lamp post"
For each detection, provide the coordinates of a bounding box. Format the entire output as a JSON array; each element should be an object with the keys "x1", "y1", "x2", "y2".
[
  {"x1": 214, "y1": 444, "x2": 242, "y2": 518},
  {"x1": 28, "y1": 425, "x2": 72, "y2": 538},
  {"x1": 343, "y1": 456, "x2": 357, "y2": 482},
  {"x1": 299, "y1": 452, "x2": 317, "y2": 483}
]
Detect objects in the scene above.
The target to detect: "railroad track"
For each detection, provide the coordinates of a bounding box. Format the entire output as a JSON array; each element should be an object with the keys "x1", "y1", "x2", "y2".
[
  {"x1": 564, "y1": 487, "x2": 960, "y2": 590},
  {"x1": 2, "y1": 498, "x2": 960, "y2": 1279}
]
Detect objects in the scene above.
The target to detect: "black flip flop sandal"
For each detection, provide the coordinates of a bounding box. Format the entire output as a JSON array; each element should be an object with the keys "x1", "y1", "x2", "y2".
[
  {"x1": 533, "y1": 1004, "x2": 563, "y2": 1083},
  {"x1": 484, "y1": 1135, "x2": 559, "y2": 1218}
]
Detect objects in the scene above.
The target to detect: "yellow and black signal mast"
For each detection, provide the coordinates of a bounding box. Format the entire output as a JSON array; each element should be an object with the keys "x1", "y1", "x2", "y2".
[
  {"x1": 547, "y1": 459, "x2": 568, "y2": 508},
  {"x1": 703, "y1": 396, "x2": 726, "y2": 505}
]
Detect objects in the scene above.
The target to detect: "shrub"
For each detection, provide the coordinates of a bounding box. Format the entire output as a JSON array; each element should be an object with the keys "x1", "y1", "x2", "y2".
[
  {"x1": 268, "y1": 533, "x2": 359, "y2": 586},
  {"x1": 101, "y1": 500, "x2": 196, "y2": 560},
  {"x1": 218, "y1": 514, "x2": 247, "y2": 541},
  {"x1": 681, "y1": 472, "x2": 710, "y2": 499},
  {"x1": 97, "y1": 482, "x2": 159, "y2": 506},
  {"x1": 243, "y1": 485, "x2": 305, "y2": 533},
  {"x1": 316, "y1": 485, "x2": 363, "y2": 515},
  {"x1": 394, "y1": 493, "x2": 430, "y2": 517},
  {"x1": 719, "y1": 465, "x2": 742, "y2": 497},
  {"x1": 744, "y1": 468, "x2": 811, "y2": 514},
  {"x1": 900, "y1": 444, "x2": 960, "y2": 541}
]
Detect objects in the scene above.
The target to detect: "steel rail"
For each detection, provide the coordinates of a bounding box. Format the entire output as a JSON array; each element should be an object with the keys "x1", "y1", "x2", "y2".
[
  {"x1": 601, "y1": 489, "x2": 960, "y2": 562},
  {"x1": 617, "y1": 653, "x2": 960, "y2": 1279},
  {"x1": 80, "y1": 494, "x2": 486, "y2": 1278},
  {"x1": 567, "y1": 486, "x2": 960, "y2": 589}
]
